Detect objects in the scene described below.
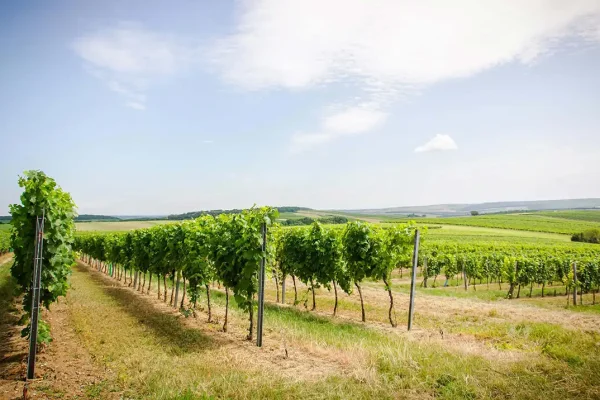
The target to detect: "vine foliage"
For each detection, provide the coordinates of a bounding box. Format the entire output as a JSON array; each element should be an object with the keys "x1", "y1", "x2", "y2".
[{"x1": 10, "y1": 170, "x2": 76, "y2": 344}]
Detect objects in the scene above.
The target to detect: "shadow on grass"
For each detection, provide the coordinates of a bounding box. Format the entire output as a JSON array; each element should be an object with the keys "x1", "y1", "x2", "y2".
[
  {"x1": 209, "y1": 288, "x2": 372, "y2": 335},
  {"x1": 75, "y1": 264, "x2": 217, "y2": 355},
  {"x1": 0, "y1": 260, "x2": 27, "y2": 379}
]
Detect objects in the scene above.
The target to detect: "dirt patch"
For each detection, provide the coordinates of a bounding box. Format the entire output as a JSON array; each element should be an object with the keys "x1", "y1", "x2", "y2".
[
  {"x1": 0, "y1": 254, "x2": 13, "y2": 266},
  {"x1": 0, "y1": 267, "x2": 120, "y2": 400}
]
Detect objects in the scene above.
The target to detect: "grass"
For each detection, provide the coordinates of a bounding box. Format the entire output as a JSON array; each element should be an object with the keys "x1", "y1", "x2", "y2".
[
  {"x1": 277, "y1": 212, "x2": 308, "y2": 220},
  {"x1": 424, "y1": 224, "x2": 570, "y2": 243},
  {"x1": 75, "y1": 220, "x2": 177, "y2": 232},
  {"x1": 532, "y1": 210, "x2": 600, "y2": 223},
  {"x1": 58, "y1": 262, "x2": 600, "y2": 399},
  {"x1": 0, "y1": 257, "x2": 17, "y2": 319},
  {"x1": 4, "y1": 257, "x2": 599, "y2": 398},
  {"x1": 389, "y1": 214, "x2": 600, "y2": 235}
]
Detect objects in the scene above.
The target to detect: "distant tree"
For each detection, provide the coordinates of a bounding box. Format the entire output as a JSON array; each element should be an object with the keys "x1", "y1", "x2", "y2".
[
  {"x1": 571, "y1": 229, "x2": 600, "y2": 244},
  {"x1": 470, "y1": 211, "x2": 480, "y2": 216}
]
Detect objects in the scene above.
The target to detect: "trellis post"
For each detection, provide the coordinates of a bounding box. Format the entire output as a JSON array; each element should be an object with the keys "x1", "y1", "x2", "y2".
[{"x1": 408, "y1": 229, "x2": 420, "y2": 331}]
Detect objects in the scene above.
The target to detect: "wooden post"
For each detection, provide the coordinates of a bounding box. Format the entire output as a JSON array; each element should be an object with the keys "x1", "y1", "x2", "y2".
[
  {"x1": 408, "y1": 230, "x2": 420, "y2": 331},
  {"x1": 281, "y1": 277, "x2": 286, "y2": 304}
]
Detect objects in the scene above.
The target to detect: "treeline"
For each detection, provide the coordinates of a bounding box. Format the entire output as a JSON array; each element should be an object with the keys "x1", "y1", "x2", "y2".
[
  {"x1": 77, "y1": 214, "x2": 121, "y2": 221},
  {"x1": 280, "y1": 215, "x2": 348, "y2": 226},
  {"x1": 167, "y1": 206, "x2": 311, "y2": 221},
  {"x1": 572, "y1": 229, "x2": 600, "y2": 244}
]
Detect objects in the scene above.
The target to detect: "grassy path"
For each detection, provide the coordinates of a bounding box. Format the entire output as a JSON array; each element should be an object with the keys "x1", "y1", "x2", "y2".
[{"x1": 2, "y1": 260, "x2": 600, "y2": 398}]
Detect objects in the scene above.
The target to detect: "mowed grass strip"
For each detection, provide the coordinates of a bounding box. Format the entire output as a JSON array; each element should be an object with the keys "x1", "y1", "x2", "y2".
[
  {"x1": 75, "y1": 220, "x2": 177, "y2": 232},
  {"x1": 65, "y1": 264, "x2": 600, "y2": 399}
]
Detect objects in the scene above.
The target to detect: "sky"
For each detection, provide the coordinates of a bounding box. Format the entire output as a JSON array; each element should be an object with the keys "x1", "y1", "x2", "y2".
[{"x1": 1, "y1": 0, "x2": 600, "y2": 215}]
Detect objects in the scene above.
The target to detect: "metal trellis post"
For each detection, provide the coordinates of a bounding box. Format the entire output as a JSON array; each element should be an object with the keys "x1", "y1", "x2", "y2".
[
  {"x1": 573, "y1": 262, "x2": 577, "y2": 306},
  {"x1": 27, "y1": 209, "x2": 45, "y2": 380},
  {"x1": 408, "y1": 229, "x2": 420, "y2": 331},
  {"x1": 257, "y1": 222, "x2": 267, "y2": 347}
]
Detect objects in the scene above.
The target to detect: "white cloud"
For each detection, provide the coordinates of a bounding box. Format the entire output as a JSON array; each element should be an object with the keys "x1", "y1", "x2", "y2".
[
  {"x1": 73, "y1": 23, "x2": 194, "y2": 110},
  {"x1": 415, "y1": 134, "x2": 458, "y2": 153},
  {"x1": 292, "y1": 106, "x2": 387, "y2": 150},
  {"x1": 214, "y1": 0, "x2": 600, "y2": 91},
  {"x1": 213, "y1": 0, "x2": 600, "y2": 148},
  {"x1": 323, "y1": 107, "x2": 387, "y2": 134},
  {"x1": 126, "y1": 102, "x2": 146, "y2": 110}
]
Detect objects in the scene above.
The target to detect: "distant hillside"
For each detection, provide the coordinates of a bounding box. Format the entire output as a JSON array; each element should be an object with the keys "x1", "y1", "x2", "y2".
[
  {"x1": 2, "y1": 214, "x2": 125, "y2": 222},
  {"x1": 341, "y1": 198, "x2": 600, "y2": 217},
  {"x1": 77, "y1": 214, "x2": 121, "y2": 222},
  {"x1": 167, "y1": 206, "x2": 311, "y2": 220}
]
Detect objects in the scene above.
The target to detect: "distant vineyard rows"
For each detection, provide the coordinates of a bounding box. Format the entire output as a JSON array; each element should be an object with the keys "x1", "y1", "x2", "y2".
[{"x1": 398, "y1": 214, "x2": 600, "y2": 235}]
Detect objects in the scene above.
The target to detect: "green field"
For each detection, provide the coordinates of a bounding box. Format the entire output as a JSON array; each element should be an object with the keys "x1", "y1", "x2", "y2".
[
  {"x1": 424, "y1": 224, "x2": 571, "y2": 243},
  {"x1": 4, "y1": 207, "x2": 600, "y2": 399},
  {"x1": 386, "y1": 213, "x2": 600, "y2": 235},
  {"x1": 72, "y1": 210, "x2": 600, "y2": 237},
  {"x1": 532, "y1": 210, "x2": 600, "y2": 222},
  {"x1": 75, "y1": 220, "x2": 177, "y2": 232}
]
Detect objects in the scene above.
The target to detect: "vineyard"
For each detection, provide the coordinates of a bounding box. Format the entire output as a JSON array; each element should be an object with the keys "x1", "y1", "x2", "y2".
[
  {"x1": 394, "y1": 213, "x2": 600, "y2": 235},
  {"x1": 73, "y1": 215, "x2": 420, "y2": 331},
  {"x1": 73, "y1": 216, "x2": 600, "y2": 334},
  {"x1": 3, "y1": 174, "x2": 600, "y2": 399},
  {"x1": 0, "y1": 229, "x2": 9, "y2": 255},
  {"x1": 533, "y1": 210, "x2": 600, "y2": 222}
]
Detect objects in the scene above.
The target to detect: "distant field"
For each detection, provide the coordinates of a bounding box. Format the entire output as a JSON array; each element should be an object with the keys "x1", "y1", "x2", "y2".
[
  {"x1": 73, "y1": 210, "x2": 600, "y2": 242},
  {"x1": 531, "y1": 210, "x2": 600, "y2": 222},
  {"x1": 424, "y1": 224, "x2": 570, "y2": 243},
  {"x1": 386, "y1": 212, "x2": 600, "y2": 235},
  {"x1": 277, "y1": 212, "x2": 309, "y2": 220},
  {"x1": 75, "y1": 220, "x2": 176, "y2": 232}
]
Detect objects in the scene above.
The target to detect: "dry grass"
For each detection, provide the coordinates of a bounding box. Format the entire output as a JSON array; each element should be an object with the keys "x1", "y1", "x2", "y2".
[
  {"x1": 3, "y1": 259, "x2": 600, "y2": 399},
  {"x1": 271, "y1": 274, "x2": 600, "y2": 335},
  {"x1": 65, "y1": 263, "x2": 600, "y2": 398},
  {"x1": 75, "y1": 220, "x2": 177, "y2": 232}
]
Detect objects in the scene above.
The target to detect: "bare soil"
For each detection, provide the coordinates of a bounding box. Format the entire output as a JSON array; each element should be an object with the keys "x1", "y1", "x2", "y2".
[{"x1": 0, "y1": 260, "x2": 118, "y2": 400}]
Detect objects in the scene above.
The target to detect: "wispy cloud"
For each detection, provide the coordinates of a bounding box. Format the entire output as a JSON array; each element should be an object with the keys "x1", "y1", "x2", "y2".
[
  {"x1": 73, "y1": 23, "x2": 195, "y2": 110},
  {"x1": 203, "y1": 140, "x2": 214, "y2": 144},
  {"x1": 415, "y1": 134, "x2": 458, "y2": 153},
  {"x1": 213, "y1": 0, "x2": 600, "y2": 147},
  {"x1": 126, "y1": 102, "x2": 146, "y2": 111},
  {"x1": 292, "y1": 106, "x2": 386, "y2": 151},
  {"x1": 214, "y1": 1, "x2": 600, "y2": 90}
]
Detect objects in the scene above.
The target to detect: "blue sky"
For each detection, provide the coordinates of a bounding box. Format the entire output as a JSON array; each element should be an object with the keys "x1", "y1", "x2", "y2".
[{"x1": 1, "y1": 0, "x2": 600, "y2": 215}]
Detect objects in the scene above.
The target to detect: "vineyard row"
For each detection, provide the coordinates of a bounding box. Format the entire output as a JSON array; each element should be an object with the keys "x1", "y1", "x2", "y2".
[{"x1": 74, "y1": 215, "x2": 600, "y2": 335}]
